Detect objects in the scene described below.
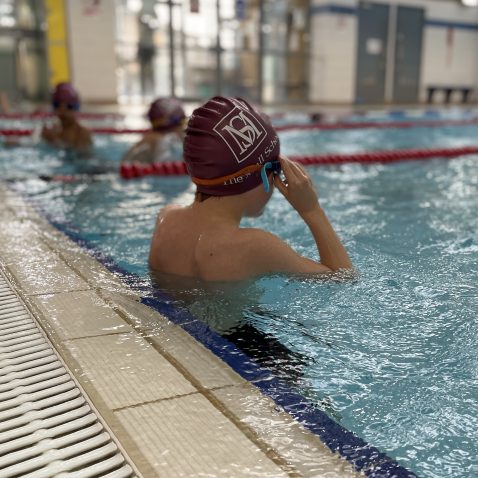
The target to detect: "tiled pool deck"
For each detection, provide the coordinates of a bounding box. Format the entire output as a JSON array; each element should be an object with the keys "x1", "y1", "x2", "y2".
[{"x1": 0, "y1": 182, "x2": 361, "y2": 477}]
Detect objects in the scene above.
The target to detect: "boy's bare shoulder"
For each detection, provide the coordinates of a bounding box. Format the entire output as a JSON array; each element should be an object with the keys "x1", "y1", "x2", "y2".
[
  {"x1": 143, "y1": 130, "x2": 162, "y2": 145},
  {"x1": 160, "y1": 203, "x2": 182, "y2": 214},
  {"x1": 236, "y1": 227, "x2": 284, "y2": 245},
  {"x1": 77, "y1": 123, "x2": 91, "y2": 135},
  {"x1": 76, "y1": 124, "x2": 92, "y2": 144},
  {"x1": 227, "y1": 228, "x2": 292, "y2": 259},
  {"x1": 155, "y1": 203, "x2": 183, "y2": 222}
]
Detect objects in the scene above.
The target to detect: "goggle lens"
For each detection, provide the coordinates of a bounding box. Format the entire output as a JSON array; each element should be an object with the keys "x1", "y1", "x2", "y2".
[{"x1": 52, "y1": 100, "x2": 79, "y2": 111}]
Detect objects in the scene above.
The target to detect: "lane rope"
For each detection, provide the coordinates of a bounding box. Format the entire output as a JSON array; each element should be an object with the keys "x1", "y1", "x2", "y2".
[
  {"x1": 6, "y1": 146, "x2": 476, "y2": 183},
  {"x1": 119, "y1": 145, "x2": 478, "y2": 179},
  {"x1": 0, "y1": 112, "x2": 123, "y2": 120},
  {"x1": 0, "y1": 127, "x2": 149, "y2": 136},
  {"x1": 274, "y1": 118, "x2": 478, "y2": 132}
]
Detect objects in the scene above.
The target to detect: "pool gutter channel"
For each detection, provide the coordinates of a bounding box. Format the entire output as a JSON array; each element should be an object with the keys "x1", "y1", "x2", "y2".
[
  {"x1": 0, "y1": 182, "x2": 365, "y2": 477},
  {"x1": 0, "y1": 269, "x2": 141, "y2": 478}
]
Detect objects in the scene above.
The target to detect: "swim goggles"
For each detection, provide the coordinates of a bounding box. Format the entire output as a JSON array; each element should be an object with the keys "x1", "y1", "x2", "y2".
[
  {"x1": 260, "y1": 160, "x2": 281, "y2": 193},
  {"x1": 191, "y1": 160, "x2": 281, "y2": 193},
  {"x1": 52, "y1": 100, "x2": 80, "y2": 111},
  {"x1": 151, "y1": 115, "x2": 186, "y2": 131}
]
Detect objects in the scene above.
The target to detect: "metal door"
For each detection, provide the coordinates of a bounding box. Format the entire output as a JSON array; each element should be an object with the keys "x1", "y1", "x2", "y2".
[
  {"x1": 355, "y1": 2, "x2": 389, "y2": 104},
  {"x1": 0, "y1": 37, "x2": 17, "y2": 99},
  {"x1": 393, "y1": 6, "x2": 424, "y2": 103}
]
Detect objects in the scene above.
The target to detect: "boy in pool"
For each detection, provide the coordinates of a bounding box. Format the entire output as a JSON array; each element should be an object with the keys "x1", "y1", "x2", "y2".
[
  {"x1": 41, "y1": 82, "x2": 92, "y2": 154},
  {"x1": 149, "y1": 96, "x2": 352, "y2": 281},
  {"x1": 121, "y1": 97, "x2": 186, "y2": 165}
]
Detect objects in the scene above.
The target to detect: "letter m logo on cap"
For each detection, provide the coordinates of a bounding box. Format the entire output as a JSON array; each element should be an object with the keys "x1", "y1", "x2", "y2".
[{"x1": 213, "y1": 106, "x2": 267, "y2": 163}]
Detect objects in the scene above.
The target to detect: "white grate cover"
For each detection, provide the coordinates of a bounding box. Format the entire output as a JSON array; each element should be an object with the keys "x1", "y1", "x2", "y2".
[{"x1": 0, "y1": 272, "x2": 138, "y2": 478}]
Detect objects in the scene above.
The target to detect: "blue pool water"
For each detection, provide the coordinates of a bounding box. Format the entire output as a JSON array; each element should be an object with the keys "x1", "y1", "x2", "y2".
[{"x1": 3, "y1": 123, "x2": 478, "y2": 478}]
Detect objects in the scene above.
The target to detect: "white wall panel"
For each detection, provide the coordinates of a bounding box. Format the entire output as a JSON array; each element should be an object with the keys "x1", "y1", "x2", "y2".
[
  {"x1": 309, "y1": 11, "x2": 357, "y2": 103},
  {"x1": 66, "y1": 0, "x2": 117, "y2": 103}
]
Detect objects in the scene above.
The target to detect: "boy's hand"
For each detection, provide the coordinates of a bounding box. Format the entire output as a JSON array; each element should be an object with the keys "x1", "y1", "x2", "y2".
[
  {"x1": 273, "y1": 155, "x2": 320, "y2": 216},
  {"x1": 41, "y1": 125, "x2": 55, "y2": 141}
]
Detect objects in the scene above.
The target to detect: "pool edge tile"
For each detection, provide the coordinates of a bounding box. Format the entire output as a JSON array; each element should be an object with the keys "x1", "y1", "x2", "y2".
[{"x1": 212, "y1": 384, "x2": 363, "y2": 478}]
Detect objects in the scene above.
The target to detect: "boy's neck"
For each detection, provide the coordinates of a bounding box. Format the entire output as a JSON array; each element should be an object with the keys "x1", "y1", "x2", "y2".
[{"x1": 192, "y1": 196, "x2": 244, "y2": 225}]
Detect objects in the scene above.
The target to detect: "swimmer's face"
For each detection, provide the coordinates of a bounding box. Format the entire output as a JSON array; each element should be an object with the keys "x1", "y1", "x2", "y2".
[{"x1": 53, "y1": 101, "x2": 78, "y2": 122}]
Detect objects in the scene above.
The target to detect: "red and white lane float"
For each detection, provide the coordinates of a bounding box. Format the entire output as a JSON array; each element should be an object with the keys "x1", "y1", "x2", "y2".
[
  {"x1": 120, "y1": 161, "x2": 188, "y2": 179},
  {"x1": 274, "y1": 118, "x2": 478, "y2": 132},
  {"x1": 0, "y1": 127, "x2": 150, "y2": 136},
  {"x1": 119, "y1": 145, "x2": 478, "y2": 179},
  {"x1": 0, "y1": 129, "x2": 32, "y2": 136},
  {"x1": 0, "y1": 112, "x2": 123, "y2": 120}
]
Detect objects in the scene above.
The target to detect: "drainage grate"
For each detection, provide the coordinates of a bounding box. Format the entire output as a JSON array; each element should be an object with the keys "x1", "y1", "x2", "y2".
[{"x1": 0, "y1": 272, "x2": 139, "y2": 478}]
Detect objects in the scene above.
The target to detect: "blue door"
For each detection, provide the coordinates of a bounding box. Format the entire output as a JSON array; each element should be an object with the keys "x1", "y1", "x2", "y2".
[
  {"x1": 393, "y1": 6, "x2": 424, "y2": 103},
  {"x1": 355, "y1": 2, "x2": 389, "y2": 104}
]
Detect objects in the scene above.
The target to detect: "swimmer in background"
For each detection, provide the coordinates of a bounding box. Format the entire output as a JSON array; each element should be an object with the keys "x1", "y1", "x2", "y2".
[
  {"x1": 149, "y1": 96, "x2": 352, "y2": 281},
  {"x1": 41, "y1": 82, "x2": 92, "y2": 154},
  {"x1": 3, "y1": 82, "x2": 92, "y2": 153},
  {"x1": 121, "y1": 98, "x2": 186, "y2": 165}
]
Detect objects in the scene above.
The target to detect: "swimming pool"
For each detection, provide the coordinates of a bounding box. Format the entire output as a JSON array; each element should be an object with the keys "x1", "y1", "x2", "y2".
[{"x1": 4, "y1": 121, "x2": 478, "y2": 478}]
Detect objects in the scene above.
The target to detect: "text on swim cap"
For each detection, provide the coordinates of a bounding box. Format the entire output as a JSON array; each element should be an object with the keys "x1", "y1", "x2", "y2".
[
  {"x1": 222, "y1": 135, "x2": 280, "y2": 186},
  {"x1": 213, "y1": 107, "x2": 267, "y2": 164}
]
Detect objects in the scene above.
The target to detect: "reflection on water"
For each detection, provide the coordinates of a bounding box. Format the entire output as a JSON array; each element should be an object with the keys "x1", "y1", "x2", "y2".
[
  {"x1": 150, "y1": 271, "x2": 308, "y2": 364},
  {"x1": 150, "y1": 270, "x2": 341, "y2": 422}
]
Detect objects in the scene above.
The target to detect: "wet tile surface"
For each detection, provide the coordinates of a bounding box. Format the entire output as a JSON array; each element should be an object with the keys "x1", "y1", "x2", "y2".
[
  {"x1": 64, "y1": 332, "x2": 196, "y2": 409},
  {"x1": 5, "y1": 246, "x2": 89, "y2": 295},
  {"x1": 32, "y1": 290, "x2": 133, "y2": 340},
  {"x1": 115, "y1": 394, "x2": 289, "y2": 478},
  {"x1": 150, "y1": 325, "x2": 246, "y2": 390},
  {"x1": 213, "y1": 384, "x2": 361, "y2": 478}
]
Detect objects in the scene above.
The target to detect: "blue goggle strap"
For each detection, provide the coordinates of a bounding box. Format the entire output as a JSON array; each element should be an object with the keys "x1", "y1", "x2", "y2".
[{"x1": 260, "y1": 161, "x2": 281, "y2": 193}]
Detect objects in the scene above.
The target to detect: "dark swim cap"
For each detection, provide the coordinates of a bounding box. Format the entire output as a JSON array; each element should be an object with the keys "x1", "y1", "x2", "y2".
[
  {"x1": 148, "y1": 98, "x2": 186, "y2": 131},
  {"x1": 52, "y1": 82, "x2": 80, "y2": 109},
  {"x1": 184, "y1": 96, "x2": 280, "y2": 196}
]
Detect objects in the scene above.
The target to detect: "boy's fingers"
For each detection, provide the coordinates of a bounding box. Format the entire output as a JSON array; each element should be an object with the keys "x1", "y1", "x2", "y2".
[
  {"x1": 295, "y1": 161, "x2": 308, "y2": 175},
  {"x1": 280, "y1": 156, "x2": 302, "y2": 181},
  {"x1": 273, "y1": 175, "x2": 288, "y2": 195},
  {"x1": 278, "y1": 157, "x2": 292, "y2": 183},
  {"x1": 288, "y1": 162, "x2": 306, "y2": 183},
  {"x1": 279, "y1": 155, "x2": 292, "y2": 173},
  {"x1": 285, "y1": 158, "x2": 309, "y2": 181}
]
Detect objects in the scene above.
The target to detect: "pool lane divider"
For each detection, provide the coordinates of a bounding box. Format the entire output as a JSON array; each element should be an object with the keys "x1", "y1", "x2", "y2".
[
  {"x1": 8, "y1": 181, "x2": 419, "y2": 478},
  {"x1": 0, "y1": 127, "x2": 150, "y2": 137},
  {"x1": 274, "y1": 118, "x2": 478, "y2": 131},
  {"x1": 3, "y1": 117, "x2": 478, "y2": 137},
  {"x1": 118, "y1": 145, "x2": 478, "y2": 179},
  {"x1": 0, "y1": 112, "x2": 123, "y2": 120},
  {"x1": 5, "y1": 145, "x2": 476, "y2": 184}
]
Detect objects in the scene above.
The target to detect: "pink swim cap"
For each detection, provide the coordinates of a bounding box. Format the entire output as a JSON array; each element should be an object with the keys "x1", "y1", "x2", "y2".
[
  {"x1": 52, "y1": 82, "x2": 80, "y2": 109},
  {"x1": 148, "y1": 98, "x2": 186, "y2": 131},
  {"x1": 184, "y1": 97, "x2": 280, "y2": 196}
]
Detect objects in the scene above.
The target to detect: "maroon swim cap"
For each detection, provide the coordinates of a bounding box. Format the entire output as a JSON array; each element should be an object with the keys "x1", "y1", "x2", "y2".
[
  {"x1": 148, "y1": 98, "x2": 186, "y2": 131},
  {"x1": 52, "y1": 82, "x2": 80, "y2": 108},
  {"x1": 184, "y1": 97, "x2": 280, "y2": 196}
]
